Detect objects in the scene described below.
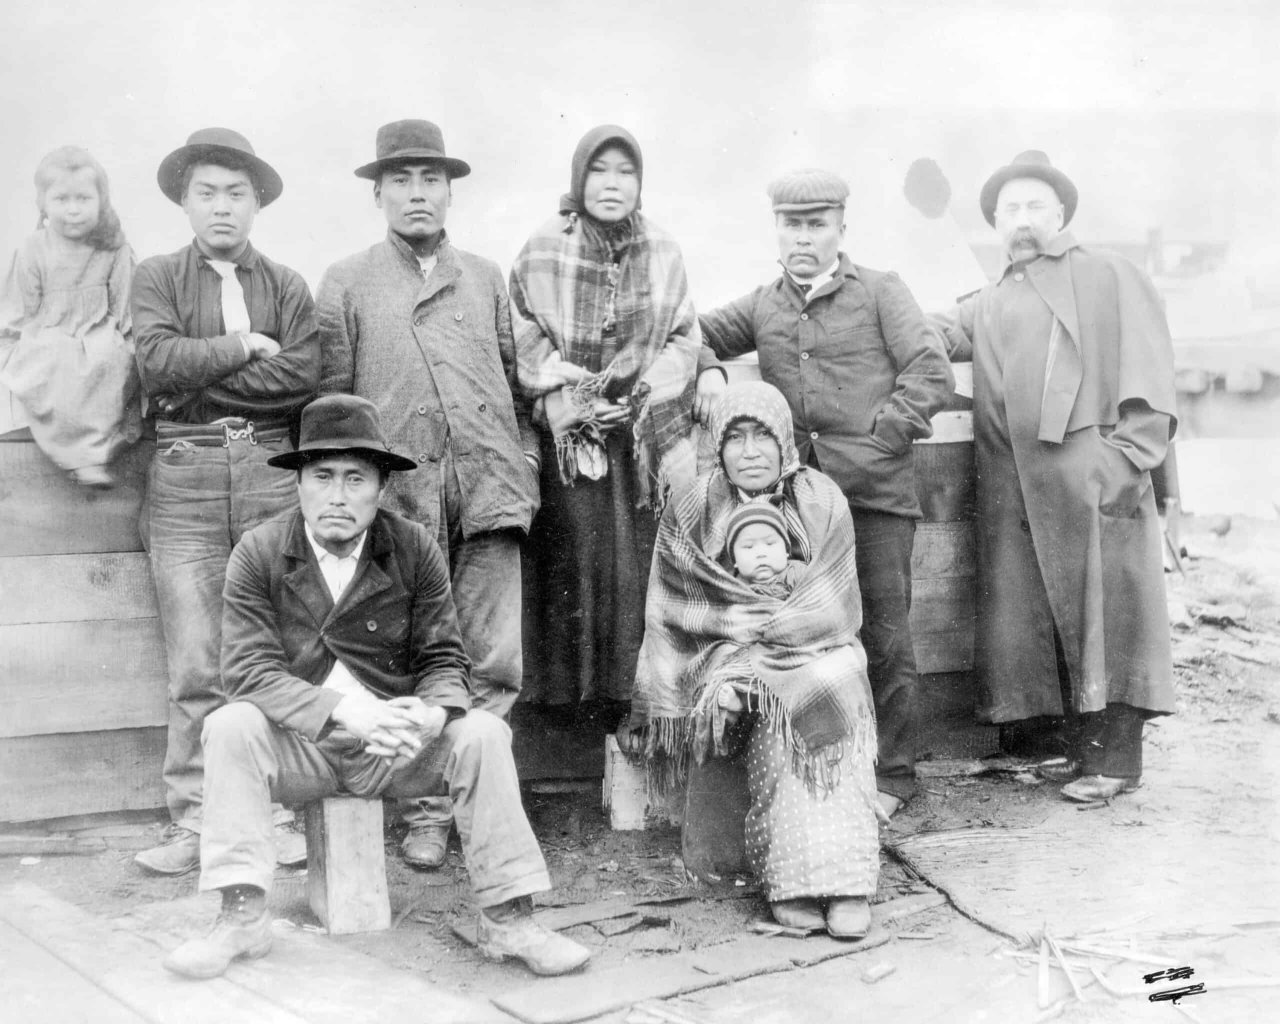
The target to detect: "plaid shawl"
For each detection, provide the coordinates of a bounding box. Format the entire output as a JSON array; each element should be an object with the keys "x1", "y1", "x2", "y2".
[
  {"x1": 510, "y1": 209, "x2": 699, "y2": 509},
  {"x1": 630, "y1": 382, "x2": 875, "y2": 793}
]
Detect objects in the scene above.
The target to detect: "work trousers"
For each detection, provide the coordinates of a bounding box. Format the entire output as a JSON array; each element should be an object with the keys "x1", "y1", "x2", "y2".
[
  {"x1": 403, "y1": 445, "x2": 523, "y2": 830},
  {"x1": 200, "y1": 703, "x2": 551, "y2": 905},
  {"x1": 850, "y1": 508, "x2": 919, "y2": 800},
  {"x1": 145, "y1": 430, "x2": 296, "y2": 830}
]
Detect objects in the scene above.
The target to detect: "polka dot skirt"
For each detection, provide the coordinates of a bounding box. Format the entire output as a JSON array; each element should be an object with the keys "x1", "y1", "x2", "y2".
[{"x1": 743, "y1": 723, "x2": 879, "y2": 901}]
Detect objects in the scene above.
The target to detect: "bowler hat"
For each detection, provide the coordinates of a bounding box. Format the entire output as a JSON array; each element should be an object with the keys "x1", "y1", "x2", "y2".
[
  {"x1": 768, "y1": 169, "x2": 850, "y2": 212},
  {"x1": 267, "y1": 395, "x2": 418, "y2": 473},
  {"x1": 979, "y1": 150, "x2": 1078, "y2": 227},
  {"x1": 354, "y1": 120, "x2": 471, "y2": 181},
  {"x1": 725, "y1": 499, "x2": 789, "y2": 552},
  {"x1": 156, "y1": 127, "x2": 283, "y2": 207}
]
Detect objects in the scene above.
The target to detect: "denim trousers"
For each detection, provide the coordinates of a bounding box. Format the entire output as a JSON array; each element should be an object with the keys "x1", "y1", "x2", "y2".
[
  {"x1": 146, "y1": 433, "x2": 296, "y2": 830},
  {"x1": 850, "y1": 508, "x2": 920, "y2": 800},
  {"x1": 199, "y1": 703, "x2": 550, "y2": 906}
]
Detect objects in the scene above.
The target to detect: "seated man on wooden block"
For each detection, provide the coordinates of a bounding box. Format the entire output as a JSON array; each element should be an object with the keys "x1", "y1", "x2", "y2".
[{"x1": 163, "y1": 394, "x2": 591, "y2": 980}]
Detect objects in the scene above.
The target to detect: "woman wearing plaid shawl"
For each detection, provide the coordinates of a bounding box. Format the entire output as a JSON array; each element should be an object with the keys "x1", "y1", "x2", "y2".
[
  {"x1": 510, "y1": 125, "x2": 700, "y2": 705},
  {"x1": 623, "y1": 381, "x2": 880, "y2": 938}
]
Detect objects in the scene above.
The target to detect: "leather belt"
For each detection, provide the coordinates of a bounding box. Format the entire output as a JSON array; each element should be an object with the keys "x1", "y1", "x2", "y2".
[{"x1": 156, "y1": 419, "x2": 290, "y2": 448}]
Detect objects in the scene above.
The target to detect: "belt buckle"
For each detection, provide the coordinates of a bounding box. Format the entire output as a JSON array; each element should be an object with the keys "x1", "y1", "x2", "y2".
[{"x1": 222, "y1": 421, "x2": 258, "y2": 447}]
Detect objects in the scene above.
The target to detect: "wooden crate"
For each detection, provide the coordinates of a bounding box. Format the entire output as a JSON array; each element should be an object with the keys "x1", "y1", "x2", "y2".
[{"x1": 0, "y1": 438, "x2": 167, "y2": 822}]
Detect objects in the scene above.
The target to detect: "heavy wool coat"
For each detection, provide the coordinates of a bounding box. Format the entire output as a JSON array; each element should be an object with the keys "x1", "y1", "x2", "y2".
[
  {"x1": 699, "y1": 254, "x2": 953, "y2": 519},
  {"x1": 220, "y1": 507, "x2": 472, "y2": 742},
  {"x1": 938, "y1": 233, "x2": 1178, "y2": 720},
  {"x1": 317, "y1": 231, "x2": 539, "y2": 540}
]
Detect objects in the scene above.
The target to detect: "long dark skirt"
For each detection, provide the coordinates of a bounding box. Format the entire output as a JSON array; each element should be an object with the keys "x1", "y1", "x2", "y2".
[{"x1": 521, "y1": 428, "x2": 660, "y2": 705}]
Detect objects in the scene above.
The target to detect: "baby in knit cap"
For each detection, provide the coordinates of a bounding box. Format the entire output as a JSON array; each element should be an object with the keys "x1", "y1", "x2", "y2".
[{"x1": 718, "y1": 500, "x2": 800, "y2": 717}]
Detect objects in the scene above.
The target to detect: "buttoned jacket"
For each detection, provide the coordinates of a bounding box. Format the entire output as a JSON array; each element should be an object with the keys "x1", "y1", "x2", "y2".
[
  {"x1": 221, "y1": 508, "x2": 471, "y2": 742},
  {"x1": 700, "y1": 254, "x2": 953, "y2": 518},
  {"x1": 317, "y1": 232, "x2": 538, "y2": 539}
]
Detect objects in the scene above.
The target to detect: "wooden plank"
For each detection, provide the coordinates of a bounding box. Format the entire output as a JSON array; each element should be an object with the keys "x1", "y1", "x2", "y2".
[
  {"x1": 0, "y1": 728, "x2": 165, "y2": 822},
  {"x1": 0, "y1": 619, "x2": 168, "y2": 738},
  {"x1": 138, "y1": 896, "x2": 510, "y2": 1024},
  {"x1": 0, "y1": 883, "x2": 308, "y2": 1024},
  {"x1": 494, "y1": 926, "x2": 891, "y2": 1024},
  {"x1": 0, "y1": 552, "x2": 158, "y2": 625},
  {"x1": 910, "y1": 576, "x2": 976, "y2": 675},
  {"x1": 0, "y1": 918, "x2": 147, "y2": 1024},
  {"x1": 912, "y1": 440, "x2": 975, "y2": 523},
  {"x1": 681, "y1": 752, "x2": 750, "y2": 882},
  {"x1": 911, "y1": 521, "x2": 976, "y2": 578},
  {"x1": 304, "y1": 797, "x2": 391, "y2": 935},
  {"x1": 0, "y1": 438, "x2": 151, "y2": 557}
]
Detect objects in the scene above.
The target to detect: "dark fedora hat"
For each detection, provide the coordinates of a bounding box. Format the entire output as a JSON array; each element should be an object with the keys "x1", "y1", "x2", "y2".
[
  {"x1": 156, "y1": 127, "x2": 284, "y2": 207},
  {"x1": 267, "y1": 395, "x2": 418, "y2": 473},
  {"x1": 353, "y1": 120, "x2": 471, "y2": 181},
  {"x1": 979, "y1": 150, "x2": 1078, "y2": 227}
]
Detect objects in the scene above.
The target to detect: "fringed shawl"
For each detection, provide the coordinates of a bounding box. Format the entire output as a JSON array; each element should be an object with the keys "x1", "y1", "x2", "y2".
[
  {"x1": 509, "y1": 208, "x2": 699, "y2": 510},
  {"x1": 631, "y1": 459, "x2": 875, "y2": 795}
]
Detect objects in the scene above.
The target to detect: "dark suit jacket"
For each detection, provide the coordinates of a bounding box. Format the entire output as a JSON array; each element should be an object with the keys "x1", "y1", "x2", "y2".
[{"x1": 221, "y1": 507, "x2": 471, "y2": 741}]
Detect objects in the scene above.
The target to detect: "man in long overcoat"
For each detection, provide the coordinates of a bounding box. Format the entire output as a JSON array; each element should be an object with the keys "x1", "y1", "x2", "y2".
[
  {"x1": 935, "y1": 151, "x2": 1178, "y2": 802},
  {"x1": 316, "y1": 120, "x2": 539, "y2": 866}
]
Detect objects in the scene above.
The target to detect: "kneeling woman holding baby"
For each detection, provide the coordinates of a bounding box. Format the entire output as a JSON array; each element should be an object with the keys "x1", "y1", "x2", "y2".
[{"x1": 619, "y1": 380, "x2": 880, "y2": 937}]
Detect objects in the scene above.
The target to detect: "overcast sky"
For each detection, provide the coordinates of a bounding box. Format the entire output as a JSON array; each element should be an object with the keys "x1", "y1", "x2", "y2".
[{"x1": 2, "y1": 0, "x2": 1275, "y2": 305}]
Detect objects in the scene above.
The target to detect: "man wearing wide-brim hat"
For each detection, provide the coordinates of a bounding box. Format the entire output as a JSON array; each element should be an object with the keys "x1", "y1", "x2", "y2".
[
  {"x1": 695, "y1": 168, "x2": 955, "y2": 827},
  {"x1": 162, "y1": 394, "x2": 590, "y2": 980},
  {"x1": 131, "y1": 128, "x2": 320, "y2": 876},
  {"x1": 315, "y1": 120, "x2": 539, "y2": 870},
  {"x1": 934, "y1": 151, "x2": 1178, "y2": 803}
]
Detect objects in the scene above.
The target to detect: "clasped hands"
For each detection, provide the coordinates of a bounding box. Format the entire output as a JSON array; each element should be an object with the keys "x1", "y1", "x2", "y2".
[{"x1": 331, "y1": 692, "x2": 448, "y2": 771}]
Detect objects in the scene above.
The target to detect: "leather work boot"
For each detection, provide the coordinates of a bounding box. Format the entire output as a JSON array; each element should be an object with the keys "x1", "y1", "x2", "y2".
[
  {"x1": 134, "y1": 824, "x2": 200, "y2": 876},
  {"x1": 401, "y1": 821, "x2": 450, "y2": 869},
  {"x1": 1061, "y1": 775, "x2": 1140, "y2": 803},
  {"x1": 825, "y1": 897, "x2": 872, "y2": 939},
  {"x1": 163, "y1": 885, "x2": 272, "y2": 979},
  {"x1": 476, "y1": 896, "x2": 591, "y2": 976}
]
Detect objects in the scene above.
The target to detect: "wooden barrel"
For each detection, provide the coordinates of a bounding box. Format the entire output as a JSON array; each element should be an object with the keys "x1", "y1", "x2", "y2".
[
  {"x1": 0, "y1": 435, "x2": 167, "y2": 822},
  {"x1": 909, "y1": 363, "x2": 977, "y2": 675}
]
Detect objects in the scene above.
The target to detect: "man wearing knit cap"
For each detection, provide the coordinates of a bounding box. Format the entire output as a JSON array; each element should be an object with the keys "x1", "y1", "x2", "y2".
[
  {"x1": 316, "y1": 120, "x2": 539, "y2": 868},
  {"x1": 131, "y1": 128, "x2": 321, "y2": 875},
  {"x1": 933, "y1": 152, "x2": 1177, "y2": 803},
  {"x1": 696, "y1": 168, "x2": 953, "y2": 817}
]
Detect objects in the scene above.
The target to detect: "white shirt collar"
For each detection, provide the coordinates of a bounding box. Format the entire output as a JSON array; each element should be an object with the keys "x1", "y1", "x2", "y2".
[
  {"x1": 787, "y1": 259, "x2": 840, "y2": 299},
  {"x1": 304, "y1": 523, "x2": 366, "y2": 563},
  {"x1": 304, "y1": 524, "x2": 367, "y2": 602}
]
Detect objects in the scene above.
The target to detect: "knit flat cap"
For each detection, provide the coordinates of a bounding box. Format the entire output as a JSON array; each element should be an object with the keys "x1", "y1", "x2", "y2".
[
  {"x1": 725, "y1": 499, "x2": 789, "y2": 552},
  {"x1": 768, "y1": 169, "x2": 850, "y2": 212}
]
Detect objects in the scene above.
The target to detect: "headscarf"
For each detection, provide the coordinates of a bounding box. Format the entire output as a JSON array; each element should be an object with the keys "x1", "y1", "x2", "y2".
[
  {"x1": 559, "y1": 124, "x2": 644, "y2": 218},
  {"x1": 630, "y1": 381, "x2": 874, "y2": 794},
  {"x1": 510, "y1": 125, "x2": 698, "y2": 509}
]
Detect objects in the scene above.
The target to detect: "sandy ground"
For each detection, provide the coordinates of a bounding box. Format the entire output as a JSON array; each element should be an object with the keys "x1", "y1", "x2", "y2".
[{"x1": 3, "y1": 512, "x2": 1278, "y2": 1023}]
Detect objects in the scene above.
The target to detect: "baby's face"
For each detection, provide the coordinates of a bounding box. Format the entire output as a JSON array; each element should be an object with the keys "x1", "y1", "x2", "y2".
[{"x1": 732, "y1": 522, "x2": 789, "y2": 582}]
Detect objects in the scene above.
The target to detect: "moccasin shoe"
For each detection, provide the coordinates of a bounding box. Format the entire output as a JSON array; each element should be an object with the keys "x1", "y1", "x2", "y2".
[
  {"x1": 1035, "y1": 757, "x2": 1082, "y2": 783},
  {"x1": 476, "y1": 909, "x2": 592, "y2": 976},
  {"x1": 274, "y1": 820, "x2": 308, "y2": 868},
  {"x1": 134, "y1": 824, "x2": 200, "y2": 876},
  {"x1": 163, "y1": 903, "x2": 272, "y2": 979},
  {"x1": 1060, "y1": 775, "x2": 1140, "y2": 803},
  {"x1": 770, "y1": 898, "x2": 825, "y2": 931},
  {"x1": 825, "y1": 897, "x2": 872, "y2": 939},
  {"x1": 401, "y1": 822, "x2": 450, "y2": 869}
]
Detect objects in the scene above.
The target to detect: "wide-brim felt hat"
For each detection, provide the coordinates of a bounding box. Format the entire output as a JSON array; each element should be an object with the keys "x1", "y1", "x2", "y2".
[
  {"x1": 157, "y1": 127, "x2": 283, "y2": 207},
  {"x1": 267, "y1": 395, "x2": 418, "y2": 473},
  {"x1": 354, "y1": 119, "x2": 471, "y2": 180},
  {"x1": 980, "y1": 150, "x2": 1078, "y2": 227}
]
